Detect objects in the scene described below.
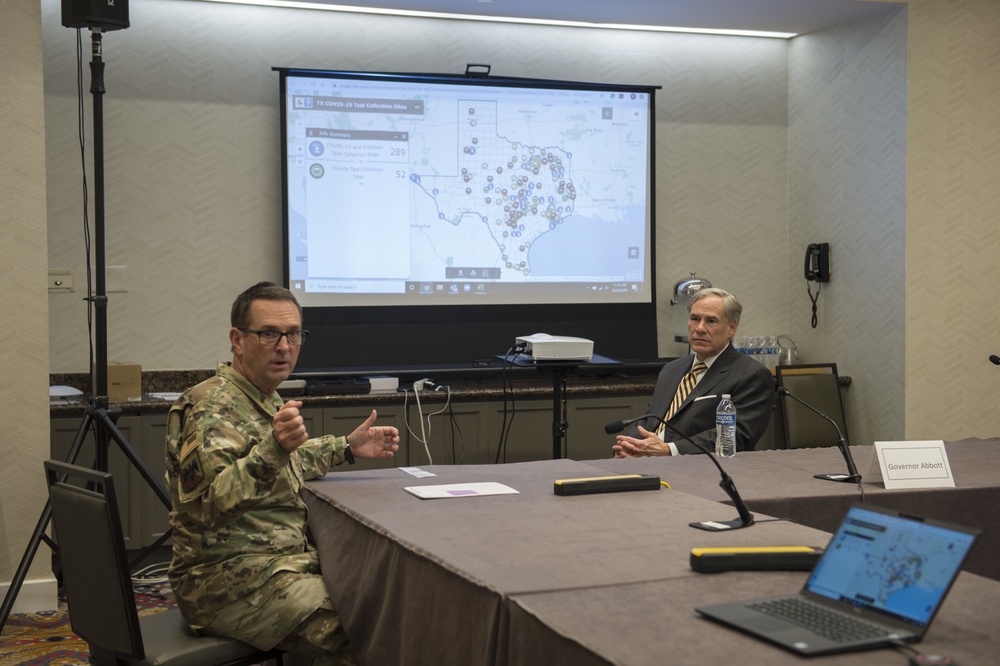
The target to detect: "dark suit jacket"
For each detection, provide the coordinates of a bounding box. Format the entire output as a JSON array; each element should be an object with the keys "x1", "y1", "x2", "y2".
[{"x1": 631, "y1": 345, "x2": 775, "y2": 454}]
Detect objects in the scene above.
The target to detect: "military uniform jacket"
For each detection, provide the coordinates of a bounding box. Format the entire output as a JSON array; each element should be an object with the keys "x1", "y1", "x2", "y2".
[{"x1": 165, "y1": 362, "x2": 350, "y2": 628}]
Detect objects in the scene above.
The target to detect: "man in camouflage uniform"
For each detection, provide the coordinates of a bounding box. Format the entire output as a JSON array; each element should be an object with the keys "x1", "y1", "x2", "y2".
[{"x1": 165, "y1": 282, "x2": 400, "y2": 664}]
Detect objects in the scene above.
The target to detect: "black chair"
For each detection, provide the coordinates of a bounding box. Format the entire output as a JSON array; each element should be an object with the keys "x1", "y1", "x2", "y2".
[
  {"x1": 774, "y1": 363, "x2": 849, "y2": 449},
  {"x1": 44, "y1": 459, "x2": 283, "y2": 666}
]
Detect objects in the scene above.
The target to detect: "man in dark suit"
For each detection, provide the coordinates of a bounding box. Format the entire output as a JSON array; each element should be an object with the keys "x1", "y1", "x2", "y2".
[{"x1": 613, "y1": 288, "x2": 774, "y2": 456}]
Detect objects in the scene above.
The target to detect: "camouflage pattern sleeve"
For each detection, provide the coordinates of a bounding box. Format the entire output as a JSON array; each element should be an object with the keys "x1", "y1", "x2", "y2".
[
  {"x1": 293, "y1": 435, "x2": 349, "y2": 480},
  {"x1": 165, "y1": 367, "x2": 291, "y2": 530},
  {"x1": 169, "y1": 404, "x2": 289, "y2": 528},
  {"x1": 165, "y1": 363, "x2": 337, "y2": 631}
]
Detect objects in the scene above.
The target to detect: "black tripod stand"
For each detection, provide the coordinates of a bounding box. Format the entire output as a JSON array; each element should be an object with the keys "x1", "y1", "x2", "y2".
[{"x1": 0, "y1": 27, "x2": 170, "y2": 631}]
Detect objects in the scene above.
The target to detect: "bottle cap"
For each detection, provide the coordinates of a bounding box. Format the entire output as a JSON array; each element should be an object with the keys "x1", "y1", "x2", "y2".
[{"x1": 722, "y1": 394, "x2": 731, "y2": 399}]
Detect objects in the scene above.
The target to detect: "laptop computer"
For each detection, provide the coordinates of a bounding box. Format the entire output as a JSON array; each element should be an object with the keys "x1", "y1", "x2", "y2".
[{"x1": 696, "y1": 503, "x2": 979, "y2": 656}]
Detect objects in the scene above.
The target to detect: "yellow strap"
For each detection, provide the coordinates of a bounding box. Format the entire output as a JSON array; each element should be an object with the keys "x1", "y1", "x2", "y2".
[
  {"x1": 554, "y1": 474, "x2": 644, "y2": 485},
  {"x1": 690, "y1": 546, "x2": 818, "y2": 556}
]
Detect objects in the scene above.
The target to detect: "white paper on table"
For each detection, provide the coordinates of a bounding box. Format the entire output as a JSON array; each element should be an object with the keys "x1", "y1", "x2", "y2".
[
  {"x1": 399, "y1": 467, "x2": 437, "y2": 478},
  {"x1": 403, "y1": 482, "x2": 519, "y2": 499}
]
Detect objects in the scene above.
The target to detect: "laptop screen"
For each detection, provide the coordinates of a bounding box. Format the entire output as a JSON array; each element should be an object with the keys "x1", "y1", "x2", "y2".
[{"x1": 804, "y1": 504, "x2": 977, "y2": 628}]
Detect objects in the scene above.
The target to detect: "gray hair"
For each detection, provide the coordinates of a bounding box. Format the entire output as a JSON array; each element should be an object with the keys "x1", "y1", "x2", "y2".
[{"x1": 687, "y1": 287, "x2": 742, "y2": 325}]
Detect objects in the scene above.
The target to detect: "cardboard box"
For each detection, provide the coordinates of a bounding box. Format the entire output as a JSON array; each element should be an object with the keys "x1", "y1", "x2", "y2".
[{"x1": 107, "y1": 362, "x2": 142, "y2": 402}]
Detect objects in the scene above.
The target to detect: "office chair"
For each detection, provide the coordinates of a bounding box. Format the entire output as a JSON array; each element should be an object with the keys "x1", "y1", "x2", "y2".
[
  {"x1": 44, "y1": 459, "x2": 283, "y2": 666},
  {"x1": 774, "y1": 364, "x2": 849, "y2": 449}
]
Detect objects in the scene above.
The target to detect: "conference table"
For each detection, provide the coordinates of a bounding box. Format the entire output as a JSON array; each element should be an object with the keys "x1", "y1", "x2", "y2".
[
  {"x1": 302, "y1": 455, "x2": 1000, "y2": 666},
  {"x1": 585, "y1": 437, "x2": 1000, "y2": 581}
]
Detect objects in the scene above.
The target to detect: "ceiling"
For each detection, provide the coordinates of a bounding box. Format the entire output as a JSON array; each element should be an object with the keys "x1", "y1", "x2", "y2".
[{"x1": 281, "y1": 0, "x2": 905, "y2": 37}]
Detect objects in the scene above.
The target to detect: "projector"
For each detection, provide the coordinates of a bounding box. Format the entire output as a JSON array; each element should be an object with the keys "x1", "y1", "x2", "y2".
[{"x1": 516, "y1": 333, "x2": 594, "y2": 361}]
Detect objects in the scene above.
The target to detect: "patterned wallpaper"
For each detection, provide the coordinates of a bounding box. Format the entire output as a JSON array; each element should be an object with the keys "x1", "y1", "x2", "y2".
[
  {"x1": 1, "y1": 0, "x2": 52, "y2": 584},
  {"x1": 35, "y1": 1, "x2": 1000, "y2": 438},
  {"x1": 41, "y1": 0, "x2": 791, "y2": 374},
  {"x1": 787, "y1": 8, "x2": 908, "y2": 448},
  {"x1": 905, "y1": 0, "x2": 1000, "y2": 439}
]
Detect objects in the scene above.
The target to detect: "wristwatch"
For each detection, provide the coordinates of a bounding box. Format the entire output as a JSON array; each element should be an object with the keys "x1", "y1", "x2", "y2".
[{"x1": 342, "y1": 444, "x2": 356, "y2": 465}]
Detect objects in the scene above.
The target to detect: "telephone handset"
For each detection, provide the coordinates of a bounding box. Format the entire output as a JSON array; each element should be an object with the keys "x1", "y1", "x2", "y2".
[
  {"x1": 804, "y1": 243, "x2": 830, "y2": 282},
  {"x1": 804, "y1": 243, "x2": 829, "y2": 329}
]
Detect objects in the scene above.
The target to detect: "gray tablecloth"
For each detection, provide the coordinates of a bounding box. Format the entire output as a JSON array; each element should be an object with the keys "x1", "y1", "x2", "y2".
[
  {"x1": 584, "y1": 438, "x2": 1000, "y2": 580},
  {"x1": 303, "y1": 458, "x2": 837, "y2": 665},
  {"x1": 503, "y1": 570, "x2": 1000, "y2": 666},
  {"x1": 302, "y1": 454, "x2": 1000, "y2": 665}
]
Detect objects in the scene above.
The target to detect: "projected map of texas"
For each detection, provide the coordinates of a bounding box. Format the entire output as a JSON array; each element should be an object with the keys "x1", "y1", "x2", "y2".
[
  {"x1": 289, "y1": 80, "x2": 649, "y2": 291},
  {"x1": 410, "y1": 100, "x2": 576, "y2": 277}
]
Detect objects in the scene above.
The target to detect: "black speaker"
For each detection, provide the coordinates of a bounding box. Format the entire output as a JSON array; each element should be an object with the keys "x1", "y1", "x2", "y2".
[{"x1": 61, "y1": 0, "x2": 129, "y2": 31}]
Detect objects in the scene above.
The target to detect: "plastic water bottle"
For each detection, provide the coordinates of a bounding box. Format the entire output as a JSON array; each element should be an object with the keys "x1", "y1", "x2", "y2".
[
  {"x1": 715, "y1": 394, "x2": 737, "y2": 458},
  {"x1": 764, "y1": 336, "x2": 780, "y2": 369}
]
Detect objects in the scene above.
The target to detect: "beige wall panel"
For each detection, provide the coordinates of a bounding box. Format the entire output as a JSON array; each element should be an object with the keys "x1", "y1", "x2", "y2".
[
  {"x1": 0, "y1": 0, "x2": 52, "y2": 586},
  {"x1": 905, "y1": 0, "x2": 1000, "y2": 439},
  {"x1": 787, "y1": 8, "x2": 908, "y2": 447}
]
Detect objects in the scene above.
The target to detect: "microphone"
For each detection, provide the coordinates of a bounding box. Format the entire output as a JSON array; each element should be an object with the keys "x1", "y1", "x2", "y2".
[
  {"x1": 606, "y1": 414, "x2": 754, "y2": 532},
  {"x1": 990, "y1": 355, "x2": 1000, "y2": 366},
  {"x1": 775, "y1": 386, "x2": 861, "y2": 483}
]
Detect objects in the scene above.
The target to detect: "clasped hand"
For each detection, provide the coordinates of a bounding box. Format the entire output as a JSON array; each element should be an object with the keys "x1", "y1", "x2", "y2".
[{"x1": 612, "y1": 425, "x2": 671, "y2": 458}]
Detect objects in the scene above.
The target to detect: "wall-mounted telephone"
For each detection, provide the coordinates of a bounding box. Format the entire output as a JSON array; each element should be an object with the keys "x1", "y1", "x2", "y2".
[{"x1": 804, "y1": 243, "x2": 830, "y2": 282}]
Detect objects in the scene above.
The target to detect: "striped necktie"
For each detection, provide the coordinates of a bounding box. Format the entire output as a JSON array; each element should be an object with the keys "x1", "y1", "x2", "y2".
[{"x1": 664, "y1": 361, "x2": 707, "y2": 422}]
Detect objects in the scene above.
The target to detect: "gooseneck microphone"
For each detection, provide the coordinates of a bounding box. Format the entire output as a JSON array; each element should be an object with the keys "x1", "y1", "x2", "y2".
[
  {"x1": 775, "y1": 386, "x2": 861, "y2": 483},
  {"x1": 605, "y1": 415, "x2": 754, "y2": 531},
  {"x1": 989, "y1": 354, "x2": 1000, "y2": 366}
]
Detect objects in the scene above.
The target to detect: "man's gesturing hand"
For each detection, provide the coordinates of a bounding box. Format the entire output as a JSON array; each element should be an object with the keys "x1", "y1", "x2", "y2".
[{"x1": 274, "y1": 399, "x2": 310, "y2": 452}]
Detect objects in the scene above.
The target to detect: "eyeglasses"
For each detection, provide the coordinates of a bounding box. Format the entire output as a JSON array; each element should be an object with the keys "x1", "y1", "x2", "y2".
[{"x1": 240, "y1": 329, "x2": 308, "y2": 346}]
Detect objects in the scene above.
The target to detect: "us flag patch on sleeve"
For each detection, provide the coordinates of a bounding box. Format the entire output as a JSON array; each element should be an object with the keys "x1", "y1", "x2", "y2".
[{"x1": 179, "y1": 435, "x2": 200, "y2": 462}]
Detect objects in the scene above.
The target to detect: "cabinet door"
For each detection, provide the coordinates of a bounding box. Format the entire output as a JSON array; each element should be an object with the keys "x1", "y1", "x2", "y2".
[
  {"x1": 567, "y1": 395, "x2": 646, "y2": 461},
  {"x1": 323, "y1": 405, "x2": 406, "y2": 471},
  {"x1": 50, "y1": 414, "x2": 143, "y2": 550},
  {"x1": 407, "y1": 400, "x2": 491, "y2": 466},
  {"x1": 139, "y1": 413, "x2": 172, "y2": 548},
  {"x1": 299, "y1": 406, "x2": 325, "y2": 441},
  {"x1": 481, "y1": 395, "x2": 646, "y2": 463},
  {"x1": 486, "y1": 398, "x2": 554, "y2": 463}
]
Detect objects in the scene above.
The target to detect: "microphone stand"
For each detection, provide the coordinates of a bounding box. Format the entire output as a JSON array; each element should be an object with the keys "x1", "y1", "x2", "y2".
[
  {"x1": 776, "y1": 387, "x2": 861, "y2": 483},
  {"x1": 607, "y1": 414, "x2": 754, "y2": 531}
]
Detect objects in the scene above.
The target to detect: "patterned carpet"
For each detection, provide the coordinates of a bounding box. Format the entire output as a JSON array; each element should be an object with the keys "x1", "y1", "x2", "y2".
[{"x1": 0, "y1": 585, "x2": 174, "y2": 665}]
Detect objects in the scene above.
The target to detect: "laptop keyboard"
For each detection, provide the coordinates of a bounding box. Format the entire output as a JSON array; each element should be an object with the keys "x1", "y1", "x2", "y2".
[{"x1": 748, "y1": 598, "x2": 894, "y2": 644}]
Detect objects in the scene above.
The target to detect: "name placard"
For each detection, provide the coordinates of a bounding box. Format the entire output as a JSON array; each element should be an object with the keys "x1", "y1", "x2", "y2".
[{"x1": 864, "y1": 441, "x2": 955, "y2": 489}]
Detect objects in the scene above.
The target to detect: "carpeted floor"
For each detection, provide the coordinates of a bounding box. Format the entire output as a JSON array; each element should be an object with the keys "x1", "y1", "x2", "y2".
[{"x1": 0, "y1": 585, "x2": 174, "y2": 665}]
